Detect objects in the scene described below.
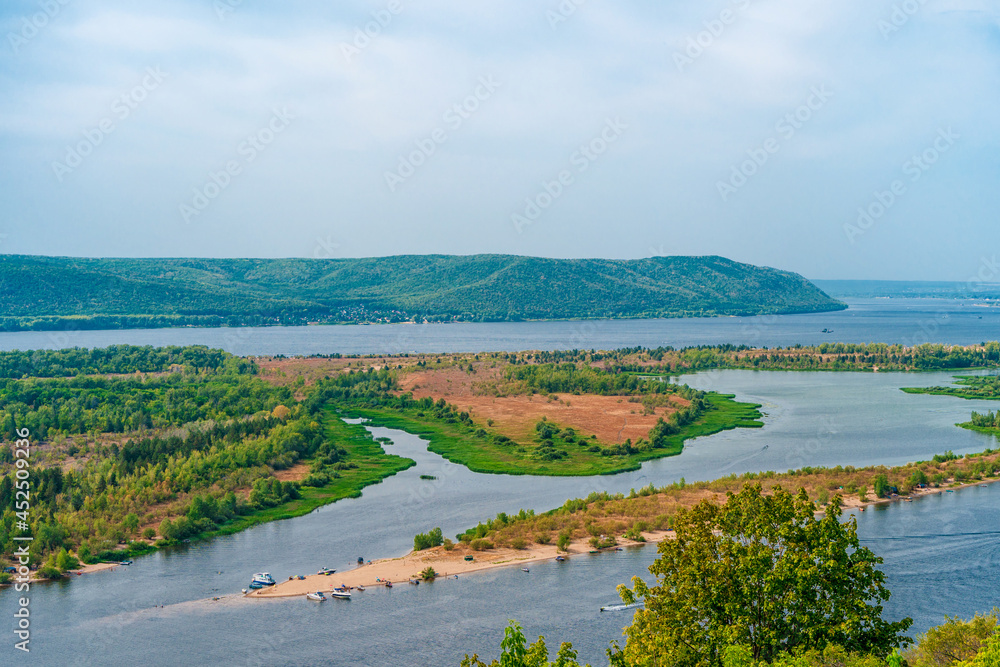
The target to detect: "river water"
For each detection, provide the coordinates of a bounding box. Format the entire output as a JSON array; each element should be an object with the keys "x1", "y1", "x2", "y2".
[
  {"x1": 1, "y1": 298, "x2": 997, "y2": 355},
  {"x1": 2, "y1": 300, "x2": 1000, "y2": 665}
]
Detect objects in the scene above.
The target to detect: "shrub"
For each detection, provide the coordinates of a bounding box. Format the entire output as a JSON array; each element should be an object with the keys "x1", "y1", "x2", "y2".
[
  {"x1": 535, "y1": 533, "x2": 551, "y2": 545},
  {"x1": 37, "y1": 566, "x2": 63, "y2": 580},
  {"x1": 142, "y1": 527, "x2": 156, "y2": 541},
  {"x1": 471, "y1": 538, "x2": 494, "y2": 551},
  {"x1": 420, "y1": 567, "x2": 437, "y2": 581},
  {"x1": 874, "y1": 474, "x2": 891, "y2": 498},
  {"x1": 589, "y1": 535, "x2": 617, "y2": 549},
  {"x1": 510, "y1": 537, "x2": 527, "y2": 550},
  {"x1": 414, "y1": 527, "x2": 444, "y2": 551},
  {"x1": 557, "y1": 529, "x2": 572, "y2": 552}
]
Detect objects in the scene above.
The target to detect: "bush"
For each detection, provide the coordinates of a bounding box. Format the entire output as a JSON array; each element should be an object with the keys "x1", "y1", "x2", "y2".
[
  {"x1": 414, "y1": 527, "x2": 444, "y2": 551},
  {"x1": 535, "y1": 533, "x2": 551, "y2": 545},
  {"x1": 874, "y1": 474, "x2": 891, "y2": 498},
  {"x1": 510, "y1": 537, "x2": 527, "y2": 550},
  {"x1": 470, "y1": 538, "x2": 494, "y2": 551},
  {"x1": 442, "y1": 538, "x2": 454, "y2": 551},
  {"x1": 142, "y1": 527, "x2": 156, "y2": 540},
  {"x1": 420, "y1": 567, "x2": 437, "y2": 581},
  {"x1": 589, "y1": 535, "x2": 617, "y2": 549},
  {"x1": 557, "y1": 529, "x2": 572, "y2": 552},
  {"x1": 37, "y1": 566, "x2": 63, "y2": 580}
]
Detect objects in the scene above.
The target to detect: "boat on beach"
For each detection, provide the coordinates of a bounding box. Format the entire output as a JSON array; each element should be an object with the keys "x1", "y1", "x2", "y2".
[
  {"x1": 318, "y1": 567, "x2": 336, "y2": 575},
  {"x1": 330, "y1": 588, "x2": 351, "y2": 599},
  {"x1": 306, "y1": 591, "x2": 327, "y2": 601},
  {"x1": 250, "y1": 572, "x2": 276, "y2": 587}
]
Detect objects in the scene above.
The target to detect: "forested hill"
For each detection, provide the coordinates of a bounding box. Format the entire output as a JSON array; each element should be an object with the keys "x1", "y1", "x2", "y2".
[{"x1": 0, "y1": 254, "x2": 844, "y2": 331}]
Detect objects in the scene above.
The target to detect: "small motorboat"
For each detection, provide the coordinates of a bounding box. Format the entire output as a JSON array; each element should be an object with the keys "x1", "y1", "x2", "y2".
[
  {"x1": 120, "y1": 560, "x2": 133, "y2": 566},
  {"x1": 356, "y1": 586, "x2": 365, "y2": 592},
  {"x1": 409, "y1": 579, "x2": 420, "y2": 585},
  {"x1": 306, "y1": 591, "x2": 327, "y2": 602},
  {"x1": 555, "y1": 556, "x2": 566, "y2": 562},
  {"x1": 329, "y1": 588, "x2": 351, "y2": 599},
  {"x1": 248, "y1": 582, "x2": 264, "y2": 590},
  {"x1": 318, "y1": 567, "x2": 336, "y2": 576},
  {"x1": 521, "y1": 568, "x2": 529, "y2": 573},
  {"x1": 385, "y1": 581, "x2": 393, "y2": 588},
  {"x1": 614, "y1": 547, "x2": 623, "y2": 552},
  {"x1": 251, "y1": 572, "x2": 276, "y2": 587}
]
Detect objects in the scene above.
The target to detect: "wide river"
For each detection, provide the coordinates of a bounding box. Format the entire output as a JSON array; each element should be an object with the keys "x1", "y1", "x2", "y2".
[{"x1": 2, "y1": 299, "x2": 999, "y2": 665}]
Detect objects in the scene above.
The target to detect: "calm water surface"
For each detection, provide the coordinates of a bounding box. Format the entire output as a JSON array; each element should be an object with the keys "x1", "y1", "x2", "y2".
[
  {"x1": 1, "y1": 299, "x2": 998, "y2": 355},
  {"x1": 3, "y1": 369, "x2": 1000, "y2": 665}
]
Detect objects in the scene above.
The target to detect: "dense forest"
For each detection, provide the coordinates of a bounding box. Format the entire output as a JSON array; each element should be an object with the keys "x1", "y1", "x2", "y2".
[{"x1": 0, "y1": 254, "x2": 844, "y2": 330}]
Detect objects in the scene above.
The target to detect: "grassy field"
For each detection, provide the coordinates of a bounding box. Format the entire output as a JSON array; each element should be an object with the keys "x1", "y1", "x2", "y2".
[{"x1": 344, "y1": 392, "x2": 762, "y2": 477}]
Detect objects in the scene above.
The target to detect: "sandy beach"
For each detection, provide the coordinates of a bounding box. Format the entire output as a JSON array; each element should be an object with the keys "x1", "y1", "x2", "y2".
[
  {"x1": 246, "y1": 475, "x2": 1000, "y2": 600},
  {"x1": 247, "y1": 531, "x2": 672, "y2": 599}
]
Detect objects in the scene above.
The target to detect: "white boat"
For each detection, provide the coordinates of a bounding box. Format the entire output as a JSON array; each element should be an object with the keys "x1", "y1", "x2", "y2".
[
  {"x1": 329, "y1": 588, "x2": 351, "y2": 599},
  {"x1": 306, "y1": 591, "x2": 326, "y2": 601},
  {"x1": 251, "y1": 572, "x2": 276, "y2": 586}
]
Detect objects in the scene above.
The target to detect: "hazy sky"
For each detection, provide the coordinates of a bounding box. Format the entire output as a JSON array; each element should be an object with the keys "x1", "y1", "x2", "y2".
[{"x1": 1, "y1": 0, "x2": 998, "y2": 280}]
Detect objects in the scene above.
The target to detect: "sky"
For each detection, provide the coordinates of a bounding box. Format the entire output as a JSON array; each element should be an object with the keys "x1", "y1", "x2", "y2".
[{"x1": 0, "y1": 0, "x2": 998, "y2": 280}]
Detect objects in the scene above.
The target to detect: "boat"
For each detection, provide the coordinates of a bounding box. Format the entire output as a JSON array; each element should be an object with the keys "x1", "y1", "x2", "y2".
[
  {"x1": 614, "y1": 547, "x2": 623, "y2": 552},
  {"x1": 329, "y1": 588, "x2": 351, "y2": 599},
  {"x1": 356, "y1": 586, "x2": 365, "y2": 592},
  {"x1": 409, "y1": 579, "x2": 420, "y2": 585},
  {"x1": 464, "y1": 555, "x2": 474, "y2": 562},
  {"x1": 521, "y1": 568, "x2": 529, "y2": 573},
  {"x1": 251, "y1": 572, "x2": 276, "y2": 587},
  {"x1": 119, "y1": 560, "x2": 133, "y2": 566},
  {"x1": 318, "y1": 567, "x2": 335, "y2": 576},
  {"x1": 385, "y1": 581, "x2": 393, "y2": 588},
  {"x1": 555, "y1": 556, "x2": 566, "y2": 562},
  {"x1": 248, "y1": 582, "x2": 263, "y2": 590},
  {"x1": 306, "y1": 591, "x2": 327, "y2": 601}
]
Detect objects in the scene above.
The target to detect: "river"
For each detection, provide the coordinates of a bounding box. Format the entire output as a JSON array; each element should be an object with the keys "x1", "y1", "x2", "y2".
[
  {"x1": 2, "y1": 300, "x2": 1000, "y2": 665},
  {"x1": 1, "y1": 298, "x2": 997, "y2": 355}
]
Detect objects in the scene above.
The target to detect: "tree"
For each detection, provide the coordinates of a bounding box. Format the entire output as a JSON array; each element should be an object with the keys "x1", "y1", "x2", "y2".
[
  {"x1": 906, "y1": 609, "x2": 998, "y2": 667},
  {"x1": 873, "y1": 474, "x2": 891, "y2": 499},
  {"x1": 612, "y1": 485, "x2": 912, "y2": 666},
  {"x1": 460, "y1": 620, "x2": 588, "y2": 667},
  {"x1": 955, "y1": 630, "x2": 1000, "y2": 667}
]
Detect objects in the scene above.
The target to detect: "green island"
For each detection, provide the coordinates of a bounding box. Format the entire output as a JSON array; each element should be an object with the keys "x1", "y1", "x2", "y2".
[
  {"x1": 1, "y1": 341, "x2": 998, "y2": 579},
  {"x1": 0, "y1": 254, "x2": 843, "y2": 331}
]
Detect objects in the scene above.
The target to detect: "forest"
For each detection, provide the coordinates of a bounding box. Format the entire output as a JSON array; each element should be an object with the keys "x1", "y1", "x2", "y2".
[{"x1": 0, "y1": 254, "x2": 844, "y2": 330}]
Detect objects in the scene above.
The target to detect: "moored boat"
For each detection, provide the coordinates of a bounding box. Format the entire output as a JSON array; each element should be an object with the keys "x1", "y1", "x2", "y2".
[
  {"x1": 251, "y1": 572, "x2": 276, "y2": 587},
  {"x1": 306, "y1": 591, "x2": 326, "y2": 601},
  {"x1": 329, "y1": 588, "x2": 351, "y2": 599}
]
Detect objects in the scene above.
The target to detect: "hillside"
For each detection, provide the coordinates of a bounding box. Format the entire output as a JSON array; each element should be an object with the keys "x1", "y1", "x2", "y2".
[{"x1": 0, "y1": 254, "x2": 844, "y2": 331}]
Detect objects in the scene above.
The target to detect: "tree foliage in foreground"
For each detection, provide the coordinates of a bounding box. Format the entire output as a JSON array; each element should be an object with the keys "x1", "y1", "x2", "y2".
[
  {"x1": 611, "y1": 485, "x2": 912, "y2": 666},
  {"x1": 460, "y1": 621, "x2": 590, "y2": 667},
  {"x1": 906, "y1": 609, "x2": 998, "y2": 667}
]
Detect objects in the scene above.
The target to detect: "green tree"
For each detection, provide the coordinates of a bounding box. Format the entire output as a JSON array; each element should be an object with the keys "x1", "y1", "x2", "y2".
[
  {"x1": 873, "y1": 474, "x2": 891, "y2": 499},
  {"x1": 955, "y1": 630, "x2": 1000, "y2": 667},
  {"x1": 906, "y1": 609, "x2": 998, "y2": 667},
  {"x1": 612, "y1": 485, "x2": 911, "y2": 666},
  {"x1": 459, "y1": 620, "x2": 588, "y2": 667}
]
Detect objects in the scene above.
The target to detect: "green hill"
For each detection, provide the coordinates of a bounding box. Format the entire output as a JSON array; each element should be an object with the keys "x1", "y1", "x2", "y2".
[{"x1": 0, "y1": 254, "x2": 845, "y2": 331}]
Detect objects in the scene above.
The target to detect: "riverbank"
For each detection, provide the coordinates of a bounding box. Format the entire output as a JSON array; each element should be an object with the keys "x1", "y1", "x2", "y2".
[
  {"x1": 247, "y1": 531, "x2": 672, "y2": 598},
  {"x1": 248, "y1": 472, "x2": 1000, "y2": 600}
]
